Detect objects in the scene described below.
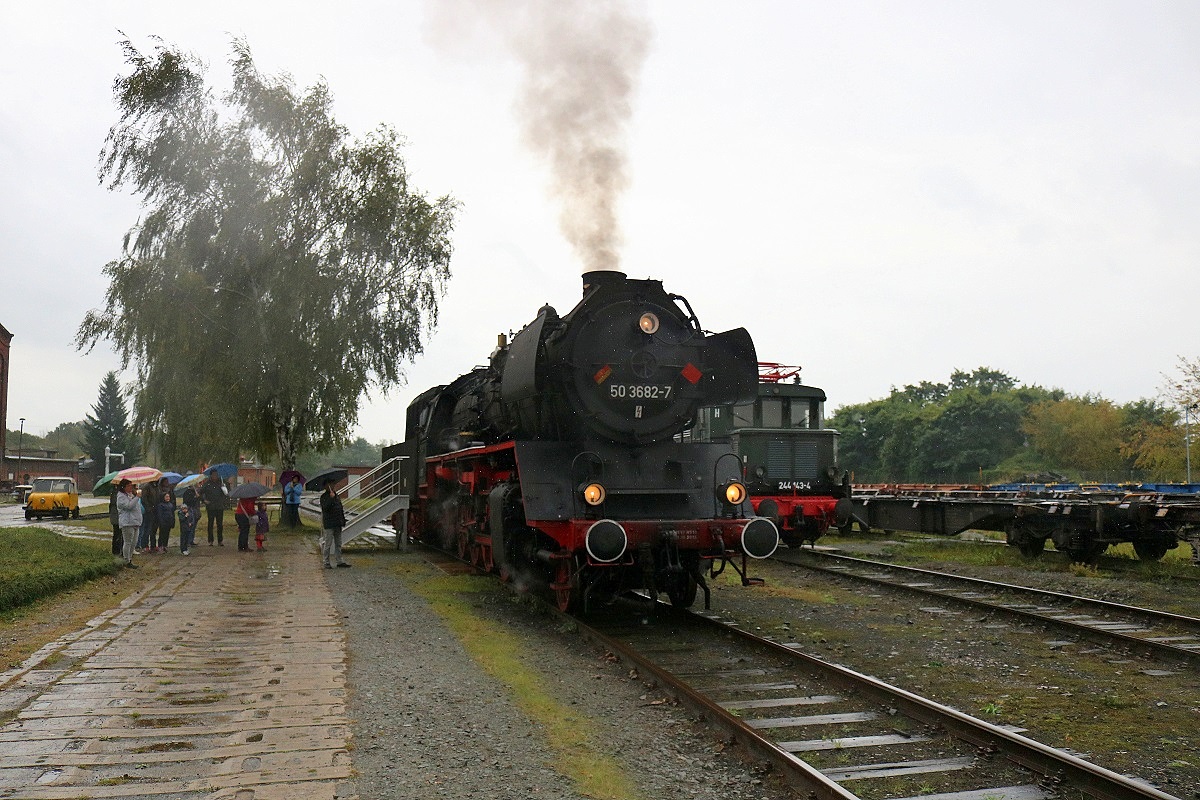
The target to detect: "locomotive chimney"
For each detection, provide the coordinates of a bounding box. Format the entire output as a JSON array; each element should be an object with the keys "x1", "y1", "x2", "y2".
[{"x1": 582, "y1": 270, "x2": 627, "y2": 294}]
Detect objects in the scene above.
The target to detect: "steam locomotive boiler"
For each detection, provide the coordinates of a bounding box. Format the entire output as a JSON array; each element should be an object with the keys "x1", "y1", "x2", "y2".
[{"x1": 388, "y1": 270, "x2": 780, "y2": 611}]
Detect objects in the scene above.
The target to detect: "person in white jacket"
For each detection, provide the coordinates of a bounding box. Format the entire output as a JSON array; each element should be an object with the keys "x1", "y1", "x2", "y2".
[{"x1": 115, "y1": 479, "x2": 143, "y2": 569}]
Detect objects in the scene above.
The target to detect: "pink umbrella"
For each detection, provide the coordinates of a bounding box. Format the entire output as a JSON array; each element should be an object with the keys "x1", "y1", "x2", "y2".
[{"x1": 116, "y1": 466, "x2": 163, "y2": 484}]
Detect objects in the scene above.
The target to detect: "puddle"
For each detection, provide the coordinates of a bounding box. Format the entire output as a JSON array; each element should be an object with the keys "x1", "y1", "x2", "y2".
[
  {"x1": 36, "y1": 768, "x2": 63, "y2": 785},
  {"x1": 133, "y1": 741, "x2": 196, "y2": 753}
]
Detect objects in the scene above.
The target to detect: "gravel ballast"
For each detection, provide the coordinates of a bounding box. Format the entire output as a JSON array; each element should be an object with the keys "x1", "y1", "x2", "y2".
[{"x1": 331, "y1": 546, "x2": 796, "y2": 800}]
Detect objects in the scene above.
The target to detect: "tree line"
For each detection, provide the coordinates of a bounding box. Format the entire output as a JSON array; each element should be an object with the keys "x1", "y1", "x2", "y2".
[
  {"x1": 9, "y1": 370, "x2": 386, "y2": 482},
  {"x1": 827, "y1": 365, "x2": 1196, "y2": 485}
]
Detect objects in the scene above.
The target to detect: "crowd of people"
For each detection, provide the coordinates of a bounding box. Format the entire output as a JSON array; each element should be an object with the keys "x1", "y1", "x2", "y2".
[{"x1": 107, "y1": 470, "x2": 349, "y2": 571}]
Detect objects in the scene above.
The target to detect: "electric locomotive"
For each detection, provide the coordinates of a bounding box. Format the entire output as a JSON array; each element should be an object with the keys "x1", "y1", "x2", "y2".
[
  {"x1": 689, "y1": 364, "x2": 852, "y2": 546},
  {"x1": 386, "y1": 270, "x2": 780, "y2": 611}
]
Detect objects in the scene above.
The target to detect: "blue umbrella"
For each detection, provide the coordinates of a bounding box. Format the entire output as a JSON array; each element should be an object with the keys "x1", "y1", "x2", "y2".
[
  {"x1": 175, "y1": 474, "x2": 206, "y2": 491},
  {"x1": 204, "y1": 463, "x2": 239, "y2": 481},
  {"x1": 161, "y1": 471, "x2": 184, "y2": 486}
]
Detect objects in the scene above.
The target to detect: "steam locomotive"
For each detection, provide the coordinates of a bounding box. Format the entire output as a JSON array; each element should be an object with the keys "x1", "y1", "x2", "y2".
[{"x1": 386, "y1": 270, "x2": 779, "y2": 611}]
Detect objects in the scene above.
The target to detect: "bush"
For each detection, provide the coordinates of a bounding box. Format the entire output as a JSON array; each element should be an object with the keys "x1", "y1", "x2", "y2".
[{"x1": 0, "y1": 528, "x2": 119, "y2": 611}]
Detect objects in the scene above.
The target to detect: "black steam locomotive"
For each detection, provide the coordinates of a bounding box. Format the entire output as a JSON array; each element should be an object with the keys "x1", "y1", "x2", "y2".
[{"x1": 386, "y1": 270, "x2": 779, "y2": 610}]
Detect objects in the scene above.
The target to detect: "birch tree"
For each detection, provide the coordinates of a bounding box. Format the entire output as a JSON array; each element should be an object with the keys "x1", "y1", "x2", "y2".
[{"x1": 77, "y1": 37, "x2": 456, "y2": 468}]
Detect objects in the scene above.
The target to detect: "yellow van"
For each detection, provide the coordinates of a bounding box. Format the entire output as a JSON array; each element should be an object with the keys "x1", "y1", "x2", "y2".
[{"x1": 25, "y1": 476, "x2": 81, "y2": 520}]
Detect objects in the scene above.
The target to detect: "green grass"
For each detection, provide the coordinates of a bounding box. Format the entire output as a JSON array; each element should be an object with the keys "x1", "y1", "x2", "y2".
[
  {"x1": 0, "y1": 527, "x2": 120, "y2": 611},
  {"x1": 841, "y1": 531, "x2": 1197, "y2": 577}
]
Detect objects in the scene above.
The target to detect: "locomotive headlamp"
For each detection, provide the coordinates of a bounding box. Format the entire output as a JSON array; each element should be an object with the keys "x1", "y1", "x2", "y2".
[
  {"x1": 638, "y1": 312, "x2": 660, "y2": 335},
  {"x1": 721, "y1": 480, "x2": 747, "y2": 506},
  {"x1": 582, "y1": 482, "x2": 606, "y2": 506}
]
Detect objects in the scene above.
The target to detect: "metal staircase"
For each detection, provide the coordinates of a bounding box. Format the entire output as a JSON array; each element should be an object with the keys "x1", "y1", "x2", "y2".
[{"x1": 321, "y1": 456, "x2": 409, "y2": 546}]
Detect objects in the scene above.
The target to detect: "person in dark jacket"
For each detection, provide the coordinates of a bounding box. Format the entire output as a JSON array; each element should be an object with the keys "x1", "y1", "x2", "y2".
[
  {"x1": 177, "y1": 503, "x2": 197, "y2": 555},
  {"x1": 255, "y1": 501, "x2": 269, "y2": 551},
  {"x1": 319, "y1": 478, "x2": 350, "y2": 568},
  {"x1": 200, "y1": 470, "x2": 227, "y2": 545},
  {"x1": 234, "y1": 495, "x2": 256, "y2": 551},
  {"x1": 182, "y1": 484, "x2": 201, "y2": 517},
  {"x1": 155, "y1": 490, "x2": 177, "y2": 553},
  {"x1": 108, "y1": 488, "x2": 122, "y2": 556},
  {"x1": 136, "y1": 480, "x2": 160, "y2": 553}
]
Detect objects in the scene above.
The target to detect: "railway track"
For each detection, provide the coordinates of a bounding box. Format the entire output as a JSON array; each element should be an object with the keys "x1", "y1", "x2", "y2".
[
  {"x1": 409, "y1": 538, "x2": 1194, "y2": 797},
  {"x1": 776, "y1": 550, "x2": 1200, "y2": 670},
  {"x1": 574, "y1": 601, "x2": 1180, "y2": 800}
]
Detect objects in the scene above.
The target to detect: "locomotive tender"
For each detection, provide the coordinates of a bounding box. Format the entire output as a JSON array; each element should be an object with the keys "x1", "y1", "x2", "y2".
[{"x1": 387, "y1": 270, "x2": 780, "y2": 610}]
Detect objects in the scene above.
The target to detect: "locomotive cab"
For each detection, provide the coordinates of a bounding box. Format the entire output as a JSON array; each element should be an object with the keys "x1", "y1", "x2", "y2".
[{"x1": 692, "y1": 365, "x2": 852, "y2": 546}]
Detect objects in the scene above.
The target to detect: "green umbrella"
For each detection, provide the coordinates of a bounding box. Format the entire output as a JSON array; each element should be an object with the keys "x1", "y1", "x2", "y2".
[{"x1": 92, "y1": 470, "x2": 122, "y2": 496}]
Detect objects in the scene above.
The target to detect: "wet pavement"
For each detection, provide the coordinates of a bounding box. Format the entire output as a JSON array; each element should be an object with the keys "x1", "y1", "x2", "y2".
[{"x1": 0, "y1": 535, "x2": 353, "y2": 799}]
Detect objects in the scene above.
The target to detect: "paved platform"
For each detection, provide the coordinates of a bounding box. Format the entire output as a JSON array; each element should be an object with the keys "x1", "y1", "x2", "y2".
[{"x1": 0, "y1": 536, "x2": 353, "y2": 799}]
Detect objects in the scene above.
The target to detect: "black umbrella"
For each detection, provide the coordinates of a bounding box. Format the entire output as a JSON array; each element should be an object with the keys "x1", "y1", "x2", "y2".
[
  {"x1": 305, "y1": 468, "x2": 348, "y2": 491},
  {"x1": 229, "y1": 481, "x2": 269, "y2": 499}
]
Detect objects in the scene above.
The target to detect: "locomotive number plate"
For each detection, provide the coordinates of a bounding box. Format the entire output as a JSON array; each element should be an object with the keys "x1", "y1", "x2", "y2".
[
  {"x1": 608, "y1": 384, "x2": 673, "y2": 399},
  {"x1": 777, "y1": 481, "x2": 812, "y2": 490}
]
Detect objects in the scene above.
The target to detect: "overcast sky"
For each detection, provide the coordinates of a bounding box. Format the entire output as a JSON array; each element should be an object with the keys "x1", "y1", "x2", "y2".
[{"x1": 2, "y1": 1, "x2": 1198, "y2": 446}]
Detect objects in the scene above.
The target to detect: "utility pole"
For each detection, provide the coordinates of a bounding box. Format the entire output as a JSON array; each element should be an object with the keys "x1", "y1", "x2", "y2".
[
  {"x1": 17, "y1": 417, "x2": 24, "y2": 483},
  {"x1": 105, "y1": 446, "x2": 125, "y2": 475}
]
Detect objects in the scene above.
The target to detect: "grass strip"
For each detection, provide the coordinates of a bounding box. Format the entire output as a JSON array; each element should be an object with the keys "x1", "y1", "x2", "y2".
[{"x1": 0, "y1": 527, "x2": 119, "y2": 611}]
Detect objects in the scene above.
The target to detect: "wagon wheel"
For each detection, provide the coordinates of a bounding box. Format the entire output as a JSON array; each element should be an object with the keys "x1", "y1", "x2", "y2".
[
  {"x1": 666, "y1": 573, "x2": 698, "y2": 608},
  {"x1": 1016, "y1": 536, "x2": 1045, "y2": 558},
  {"x1": 1132, "y1": 540, "x2": 1170, "y2": 561}
]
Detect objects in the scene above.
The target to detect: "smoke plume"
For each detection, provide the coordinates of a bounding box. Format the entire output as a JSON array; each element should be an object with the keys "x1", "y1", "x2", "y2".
[{"x1": 429, "y1": 0, "x2": 652, "y2": 273}]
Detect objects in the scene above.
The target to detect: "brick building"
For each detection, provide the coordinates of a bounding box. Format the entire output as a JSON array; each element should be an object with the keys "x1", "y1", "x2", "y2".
[{"x1": 0, "y1": 323, "x2": 88, "y2": 488}]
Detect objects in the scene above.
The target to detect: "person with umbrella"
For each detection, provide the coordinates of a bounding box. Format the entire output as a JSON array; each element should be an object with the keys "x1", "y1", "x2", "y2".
[
  {"x1": 282, "y1": 472, "x2": 304, "y2": 529},
  {"x1": 230, "y1": 482, "x2": 269, "y2": 551},
  {"x1": 234, "y1": 491, "x2": 256, "y2": 551},
  {"x1": 320, "y1": 477, "x2": 350, "y2": 569},
  {"x1": 115, "y1": 479, "x2": 141, "y2": 569}
]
